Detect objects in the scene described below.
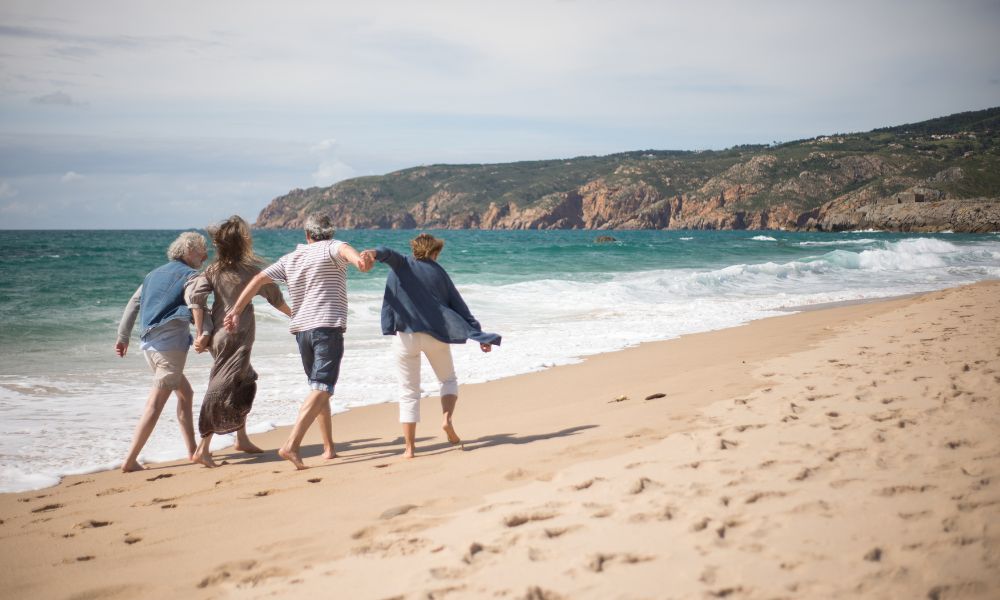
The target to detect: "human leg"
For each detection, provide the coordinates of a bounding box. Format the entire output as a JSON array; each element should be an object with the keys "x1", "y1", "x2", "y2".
[
  {"x1": 279, "y1": 390, "x2": 331, "y2": 469},
  {"x1": 394, "y1": 333, "x2": 423, "y2": 457},
  {"x1": 123, "y1": 350, "x2": 186, "y2": 472},
  {"x1": 122, "y1": 386, "x2": 172, "y2": 472},
  {"x1": 174, "y1": 375, "x2": 197, "y2": 460},
  {"x1": 192, "y1": 432, "x2": 217, "y2": 468},
  {"x1": 234, "y1": 427, "x2": 263, "y2": 454},
  {"x1": 402, "y1": 423, "x2": 417, "y2": 459},
  {"x1": 315, "y1": 400, "x2": 337, "y2": 459},
  {"x1": 282, "y1": 328, "x2": 344, "y2": 469},
  {"x1": 421, "y1": 335, "x2": 461, "y2": 445}
]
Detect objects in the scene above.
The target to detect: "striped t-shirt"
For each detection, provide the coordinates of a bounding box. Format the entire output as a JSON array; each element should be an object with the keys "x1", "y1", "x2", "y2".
[{"x1": 262, "y1": 240, "x2": 349, "y2": 333}]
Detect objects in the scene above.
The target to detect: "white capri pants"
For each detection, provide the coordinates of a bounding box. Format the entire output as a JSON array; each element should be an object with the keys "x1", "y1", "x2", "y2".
[{"x1": 395, "y1": 331, "x2": 458, "y2": 423}]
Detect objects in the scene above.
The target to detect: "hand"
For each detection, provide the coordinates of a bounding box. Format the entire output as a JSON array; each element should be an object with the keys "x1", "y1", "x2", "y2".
[
  {"x1": 194, "y1": 333, "x2": 211, "y2": 353},
  {"x1": 480, "y1": 343, "x2": 492, "y2": 353},
  {"x1": 115, "y1": 341, "x2": 128, "y2": 357},
  {"x1": 223, "y1": 309, "x2": 240, "y2": 332},
  {"x1": 359, "y1": 250, "x2": 376, "y2": 272}
]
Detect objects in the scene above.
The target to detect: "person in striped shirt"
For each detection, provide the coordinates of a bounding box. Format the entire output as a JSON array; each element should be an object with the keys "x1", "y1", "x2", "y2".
[{"x1": 224, "y1": 215, "x2": 373, "y2": 469}]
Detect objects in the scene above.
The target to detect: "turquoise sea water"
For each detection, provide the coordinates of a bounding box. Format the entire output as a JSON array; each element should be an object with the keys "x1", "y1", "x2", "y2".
[{"x1": 1, "y1": 229, "x2": 999, "y2": 492}]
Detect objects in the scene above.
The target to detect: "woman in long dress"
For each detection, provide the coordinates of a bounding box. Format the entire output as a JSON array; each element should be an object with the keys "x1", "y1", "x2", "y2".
[{"x1": 188, "y1": 215, "x2": 291, "y2": 467}]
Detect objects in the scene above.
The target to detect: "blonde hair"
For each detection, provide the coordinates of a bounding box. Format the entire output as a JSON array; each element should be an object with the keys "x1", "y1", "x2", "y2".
[
  {"x1": 206, "y1": 215, "x2": 262, "y2": 274},
  {"x1": 410, "y1": 233, "x2": 444, "y2": 260},
  {"x1": 166, "y1": 231, "x2": 206, "y2": 261}
]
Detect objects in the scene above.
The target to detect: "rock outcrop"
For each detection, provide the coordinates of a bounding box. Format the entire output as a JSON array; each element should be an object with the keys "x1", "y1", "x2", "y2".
[{"x1": 254, "y1": 107, "x2": 1000, "y2": 233}]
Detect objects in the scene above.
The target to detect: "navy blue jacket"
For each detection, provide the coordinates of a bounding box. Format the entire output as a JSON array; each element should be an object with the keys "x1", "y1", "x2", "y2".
[{"x1": 374, "y1": 246, "x2": 501, "y2": 346}]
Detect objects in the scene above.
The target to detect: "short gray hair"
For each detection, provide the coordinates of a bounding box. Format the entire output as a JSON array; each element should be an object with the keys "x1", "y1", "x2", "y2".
[
  {"x1": 166, "y1": 231, "x2": 207, "y2": 261},
  {"x1": 304, "y1": 215, "x2": 335, "y2": 241}
]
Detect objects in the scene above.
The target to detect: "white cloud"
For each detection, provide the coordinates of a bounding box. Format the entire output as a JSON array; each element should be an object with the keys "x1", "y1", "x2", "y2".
[
  {"x1": 311, "y1": 138, "x2": 338, "y2": 153},
  {"x1": 312, "y1": 159, "x2": 356, "y2": 187},
  {"x1": 60, "y1": 171, "x2": 84, "y2": 183},
  {"x1": 0, "y1": 180, "x2": 18, "y2": 198},
  {"x1": 310, "y1": 138, "x2": 356, "y2": 186},
  {"x1": 30, "y1": 91, "x2": 88, "y2": 107}
]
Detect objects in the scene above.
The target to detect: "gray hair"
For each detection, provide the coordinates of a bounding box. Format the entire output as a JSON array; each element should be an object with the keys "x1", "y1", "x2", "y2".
[
  {"x1": 166, "y1": 231, "x2": 207, "y2": 261},
  {"x1": 304, "y1": 214, "x2": 335, "y2": 241}
]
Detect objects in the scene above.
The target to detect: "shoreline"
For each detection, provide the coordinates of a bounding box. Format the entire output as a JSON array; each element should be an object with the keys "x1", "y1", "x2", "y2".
[
  {"x1": 0, "y1": 288, "x2": 942, "y2": 495},
  {"x1": 1, "y1": 281, "x2": 997, "y2": 599}
]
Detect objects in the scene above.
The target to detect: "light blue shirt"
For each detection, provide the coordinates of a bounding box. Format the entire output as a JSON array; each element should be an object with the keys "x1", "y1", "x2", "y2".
[{"x1": 139, "y1": 318, "x2": 192, "y2": 352}]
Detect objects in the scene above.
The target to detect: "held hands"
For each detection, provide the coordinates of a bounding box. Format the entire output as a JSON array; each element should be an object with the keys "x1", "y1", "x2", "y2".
[
  {"x1": 480, "y1": 343, "x2": 492, "y2": 353},
  {"x1": 358, "y1": 249, "x2": 376, "y2": 272},
  {"x1": 115, "y1": 341, "x2": 128, "y2": 358},
  {"x1": 193, "y1": 333, "x2": 211, "y2": 353}
]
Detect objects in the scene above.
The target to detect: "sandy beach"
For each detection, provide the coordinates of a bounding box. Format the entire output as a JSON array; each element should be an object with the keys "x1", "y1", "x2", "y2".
[{"x1": 1, "y1": 281, "x2": 997, "y2": 600}]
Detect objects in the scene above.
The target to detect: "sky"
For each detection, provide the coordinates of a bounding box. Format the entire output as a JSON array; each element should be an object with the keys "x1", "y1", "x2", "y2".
[{"x1": 1, "y1": 1, "x2": 998, "y2": 229}]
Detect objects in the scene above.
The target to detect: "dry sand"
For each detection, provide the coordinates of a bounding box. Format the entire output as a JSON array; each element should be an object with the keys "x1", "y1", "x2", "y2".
[{"x1": 1, "y1": 282, "x2": 998, "y2": 600}]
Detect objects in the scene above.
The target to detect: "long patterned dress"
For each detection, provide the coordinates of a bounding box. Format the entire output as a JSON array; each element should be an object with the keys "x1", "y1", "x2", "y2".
[{"x1": 187, "y1": 264, "x2": 285, "y2": 437}]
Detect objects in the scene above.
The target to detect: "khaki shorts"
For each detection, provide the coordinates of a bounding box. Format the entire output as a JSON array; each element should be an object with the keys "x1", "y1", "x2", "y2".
[{"x1": 143, "y1": 350, "x2": 188, "y2": 390}]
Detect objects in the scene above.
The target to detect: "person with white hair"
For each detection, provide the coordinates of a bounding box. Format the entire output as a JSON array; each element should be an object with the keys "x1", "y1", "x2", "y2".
[
  {"x1": 115, "y1": 231, "x2": 210, "y2": 472},
  {"x1": 224, "y1": 215, "x2": 373, "y2": 470}
]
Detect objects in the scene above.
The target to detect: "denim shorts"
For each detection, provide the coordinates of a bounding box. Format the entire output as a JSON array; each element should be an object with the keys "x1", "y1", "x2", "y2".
[{"x1": 295, "y1": 327, "x2": 345, "y2": 394}]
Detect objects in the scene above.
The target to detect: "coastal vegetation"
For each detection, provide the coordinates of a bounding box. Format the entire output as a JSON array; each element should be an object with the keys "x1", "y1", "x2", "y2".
[{"x1": 256, "y1": 107, "x2": 1000, "y2": 232}]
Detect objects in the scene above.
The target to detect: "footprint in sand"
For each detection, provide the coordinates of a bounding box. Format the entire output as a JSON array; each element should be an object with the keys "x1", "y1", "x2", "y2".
[
  {"x1": 629, "y1": 477, "x2": 658, "y2": 495},
  {"x1": 523, "y1": 587, "x2": 562, "y2": 600},
  {"x1": 197, "y1": 560, "x2": 259, "y2": 589},
  {"x1": 75, "y1": 520, "x2": 111, "y2": 529},
  {"x1": 380, "y1": 504, "x2": 418, "y2": 520},
  {"x1": 692, "y1": 517, "x2": 711, "y2": 532},
  {"x1": 31, "y1": 503, "x2": 63, "y2": 514},
  {"x1": 927, "y1": 583, "x2": 990, "y2": 600},
  {"x1": 307, "y1": 478, "x2": 322, "y2": 483},
  {"x1": 146, "y1": 473, "x2": 173, "y2": 482},
  {"x1": 124, "y1": 536, "x2": 142, "y2": 545},
  {"x1": 586, "y1": 553, "x2": 652, "y2": 573},
  {"x1": 875, "y1": 484, "x2": 935, "y2": 497},
  {"x1": 745, "y1": 491, "x2": 786, "y2": 504},
  {"x1": 543, "y1": 526, "x2": 579, "y2": 538},
  {"x1": 76, "y1": 556, "x2": 95, "y2": 562},
  {"x1": 864, "y1": 547, "x2": 883, "y2": 562},
  {"x1": 503, "y1": 512, "x2": 555, "y2": 528},
  {"x1": 569, "y1": 478, "x2": 601, "y2": 491},
  {"x1": 160, "y1": 504, "x2": 177, "y2": 509},
  {"x1": 710, "y1": 587, "x2": 745, "y2": 597},
  {"x1": 585, "y1": 504, "x2": 614, "y2": 519}
]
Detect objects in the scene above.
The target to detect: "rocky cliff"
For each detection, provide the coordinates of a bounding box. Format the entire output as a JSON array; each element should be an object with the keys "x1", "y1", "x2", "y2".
[{"x1": 256, "y1": 107, "x2": 1000, "y2": 233}]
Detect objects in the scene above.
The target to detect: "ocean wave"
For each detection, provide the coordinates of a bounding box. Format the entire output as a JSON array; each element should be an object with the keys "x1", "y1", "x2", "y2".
[
  {"x1": 751, "y1": 235, "x2": 778, "y2": 241},
  {"x1": 798, "y1": 239, "x2": 878, "y2": 247}
]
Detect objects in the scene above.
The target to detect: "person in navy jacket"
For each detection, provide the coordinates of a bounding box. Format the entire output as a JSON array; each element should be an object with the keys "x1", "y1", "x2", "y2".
[{"x1": 363, "y1": 234, "x2": 501, "y2": 458}]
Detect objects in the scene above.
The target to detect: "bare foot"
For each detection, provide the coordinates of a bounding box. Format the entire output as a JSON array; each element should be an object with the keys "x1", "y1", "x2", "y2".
[
  {"x1": 322, "y1": 448, "x2": 338, "y2": 460},
  {"x1": 121, "y1": 461, "x2": 145, "y2": 473},
  {"x1": 442, "y1": 421, "x2": 463, "y2": 446},
  {"x1": 403, "y1": 446, "x2": 415, "y2": 459},
  {"x1": 234, "y1": 441, "x2": 264, "y2": 454},
  {"x1": 192, "y1": 452, "x2": 217, "y2": 469},
  {"x1": 278, "y1": 446, "x2": 308, "y2": 470}
]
